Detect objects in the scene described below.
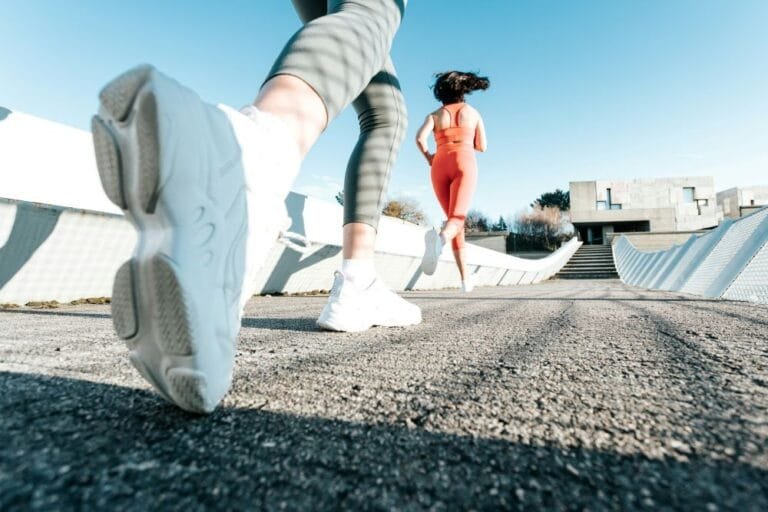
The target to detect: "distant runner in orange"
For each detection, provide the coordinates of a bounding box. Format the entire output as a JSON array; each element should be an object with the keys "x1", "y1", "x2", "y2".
[{"x1": 416, "y1": 71, "x2": 489, "y2": 292}]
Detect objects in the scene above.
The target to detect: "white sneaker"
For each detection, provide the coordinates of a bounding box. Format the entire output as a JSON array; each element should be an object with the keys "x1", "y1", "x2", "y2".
[
  {"x1": 461, "y1": 275, "x2": 476, "y2": 293},
  {"x1": 91, "y1": 65, "x2": 300, "y2": 413},
  {"x1": 317, "y1": 271, "x2": 422, "y2": 332},
  {"x1": 420, "y1": 228, "x2": 443, "y2": 275}
]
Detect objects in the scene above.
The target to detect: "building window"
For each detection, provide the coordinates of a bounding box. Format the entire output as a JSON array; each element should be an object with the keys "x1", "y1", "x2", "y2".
[
  {"x1": 604, "y1": 188, "x2": 621, "y2": 210},
  {"x1": 682, "y1": 187, "x2": 695, "y2": 203},
  {"x1": 596, "y1": 201, "x2": 606, "y2": 210},
  {"x1": 695, "y1": 198, "x2": 708, "y2": 215}
]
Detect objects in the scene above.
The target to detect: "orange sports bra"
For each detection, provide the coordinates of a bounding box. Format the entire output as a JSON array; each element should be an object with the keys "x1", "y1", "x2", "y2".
[{"x1": 434, "y1": 103, "x2": 475, "y2": 148}]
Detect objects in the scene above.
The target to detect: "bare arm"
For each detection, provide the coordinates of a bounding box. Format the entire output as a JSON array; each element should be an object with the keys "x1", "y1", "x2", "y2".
[
  {"x1": 474, "y1": 115, "x2": 487, "y2": 152},
  {"x1": 415, "y1": 114, "x2": 435, "y2": 165}
]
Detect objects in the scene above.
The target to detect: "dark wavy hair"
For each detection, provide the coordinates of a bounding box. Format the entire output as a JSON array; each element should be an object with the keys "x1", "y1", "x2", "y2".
[{"x1": 432, "y1": 71, "x2": 490, "y2": 104}]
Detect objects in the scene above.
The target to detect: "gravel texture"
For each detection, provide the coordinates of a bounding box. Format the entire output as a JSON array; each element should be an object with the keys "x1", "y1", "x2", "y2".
[{"x1": 1, "y1": 279, "x2": 767, "y2": 510}]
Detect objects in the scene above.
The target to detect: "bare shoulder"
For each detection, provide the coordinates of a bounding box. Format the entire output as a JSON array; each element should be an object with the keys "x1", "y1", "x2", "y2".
[
  {"x1": 429, "y1": 107, "x2": 445, "y2": 118},
  {"x1": 461, "y1": 104, "x2": 481, "y2": 117},
  {"x1": 458, "y1": 104, "x2": 482, "y2": 125}
]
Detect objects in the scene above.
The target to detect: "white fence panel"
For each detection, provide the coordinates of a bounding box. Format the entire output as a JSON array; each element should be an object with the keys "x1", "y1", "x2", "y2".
[
  {"x1": 0, "y1": 197, "x2": 580, "y2": 304},
  {"x1": 613, "y1": 208, "x2": 768, "y2": 304},
  {"x1": 682, "y1": 210, "x2": 767, "y2": 296}
]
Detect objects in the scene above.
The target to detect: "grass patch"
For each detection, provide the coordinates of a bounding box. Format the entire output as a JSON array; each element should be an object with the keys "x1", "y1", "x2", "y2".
[
  {"x1": 25, "y1": 300, "x2": 61, "y2": 309},
  {"x1": 260, "y1": 289, "x2": 329, "y2": 297},
  {"x1": 69, "y1": 297, "x2": 111, "y2": 305}
]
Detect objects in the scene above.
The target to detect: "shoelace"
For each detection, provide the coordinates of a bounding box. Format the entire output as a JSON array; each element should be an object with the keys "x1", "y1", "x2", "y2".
[
  {"x1": 271, "y1": 212, "x2": 313, "y2": 254},
  {"x1": 277, "y1": 230, "x2": 313, "y2": 254},
  {"x1": 328, "y1": 271, "x2": 344, "y2": 298}
]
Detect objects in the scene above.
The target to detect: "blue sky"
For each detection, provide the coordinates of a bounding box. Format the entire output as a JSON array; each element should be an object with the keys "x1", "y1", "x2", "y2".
[{"x1": 2, "y1": 0, "x2": 767, "y2": 224}]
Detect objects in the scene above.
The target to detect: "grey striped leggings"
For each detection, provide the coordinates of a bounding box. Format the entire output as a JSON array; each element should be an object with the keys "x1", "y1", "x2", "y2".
[{"x1": 267, "y1": 0, "x2": 407, "y2": 229}]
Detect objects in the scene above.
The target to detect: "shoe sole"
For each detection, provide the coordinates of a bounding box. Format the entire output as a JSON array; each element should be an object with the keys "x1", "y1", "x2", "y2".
[
  {"x1": 316, "y1": 306, "x2": 422, "y2": 332},
  {"x1": 316, "y1": 316, "x2": 372, "y2": 333},
  {"x1": 92, "y1": 65, "x2": 243, "y2": 413},
  {"x1": 421, "y1": 230, "x2": 439, "y2": 276}
]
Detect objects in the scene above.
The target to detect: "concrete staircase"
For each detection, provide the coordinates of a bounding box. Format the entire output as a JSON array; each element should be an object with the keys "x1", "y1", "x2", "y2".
[{"x1": 555, "y1": 244, "x2": 619, "y2": 279}]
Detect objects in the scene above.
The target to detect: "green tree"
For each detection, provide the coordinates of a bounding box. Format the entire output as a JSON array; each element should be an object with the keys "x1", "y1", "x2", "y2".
[
  {"x1": 465, "y1": 209, "x2": 491, "y2": 232},
  {"x1": 532, "y1": 189, "x2": 570, "y2": 210},
  {"x1": 335, "y1": 191, "x2": 344, "y2": 206},
  {"x1": 492, "y1": 215, "x2": 508, "y2": 232}
]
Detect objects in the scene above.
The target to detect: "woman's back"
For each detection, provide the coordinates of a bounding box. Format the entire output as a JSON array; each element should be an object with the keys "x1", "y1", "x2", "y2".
[{"x1": 433, "y1": 103, "x2": 478, "y2": 149}]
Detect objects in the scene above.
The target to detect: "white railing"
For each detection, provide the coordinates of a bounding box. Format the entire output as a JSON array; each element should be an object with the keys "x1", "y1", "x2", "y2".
[
  {"x1": 613, "y1": 207, "x2": 768, "y2": 304},
  {"x1": 0, "y1": 197, "x2": 580, "y2": 304}
]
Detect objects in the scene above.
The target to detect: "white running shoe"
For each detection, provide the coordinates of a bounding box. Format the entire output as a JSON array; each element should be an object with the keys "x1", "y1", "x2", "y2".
[
  {"x1": 420, "y1": 228, "x2": 443, "y2": 275},
  {"x1": 91, "y1": 65, "x2": 300, "y2": 413},
  {"x1": 461, "y1": 275, "x2": 476, "y2": 293},
  {"x1": 317, "y1": 271, "x2": 422, "y2": 332}
]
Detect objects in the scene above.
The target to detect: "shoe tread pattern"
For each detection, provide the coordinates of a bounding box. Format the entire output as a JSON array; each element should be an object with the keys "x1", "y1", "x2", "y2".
[
  {"x1": 111, "y1": 261, "x2": 138, "y2": 339},
  {"x1": 136, "y1": 92, "x2": 160, "y2": 213},
  {"x1": 98, "y1": 65, "x2": 153, "y2": 122},
  {"x1": 91, "y1": 116, "x2": 127, "y2": 209},
  {"x1": 166, "y1": 367, "x2": 210, "y2": 413},
  {"x1": 152, "y1": 256, "x2": 195, "y2": 357}
]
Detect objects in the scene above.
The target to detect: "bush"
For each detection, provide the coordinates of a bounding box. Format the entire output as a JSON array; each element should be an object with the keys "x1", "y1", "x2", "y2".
[
  {"x1": 382, "y1": 197, "x2": 428, "y2": 225},
  {"x1": 508, "y1": 205, "x2": 572, "y2": 251}
]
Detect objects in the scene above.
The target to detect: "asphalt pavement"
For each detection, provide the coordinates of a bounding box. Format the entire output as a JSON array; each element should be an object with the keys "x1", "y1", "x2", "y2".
[{"x1": 1, "y1": 279, "x2": 767, "y2": 510}]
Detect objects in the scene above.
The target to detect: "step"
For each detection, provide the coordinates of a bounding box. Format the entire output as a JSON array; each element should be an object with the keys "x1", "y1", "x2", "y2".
[
  {"x1": 564, "y1": 260, "x2": 616, "y2": 265},
  {"x1": 565, "y1": 259, "x2": 615, "y2": 264},
  {"x1": 556, "y1": 269, "x2": 619, "y2": 275},
  {"x1": 554, "y1": 273, "x2": 619, "y2": 280},
  {"x1": 563, "y1": 270, "x2": 617, "y2": 273},
  {"x1": 569, "y1": 262, "x2": 615, "y2": 266},
  {"x1": 562, "y1": 264, "x2": 617, "y2": 269},
  {"x1": 558, "y1": 245, "x2": 618, "y2": 280},
  {"x1": 556, "y1": 270, "x2": 619, "y2": 274},
  {"x1": 558, "y1": 267, "x2": 617, "y2": 273}
]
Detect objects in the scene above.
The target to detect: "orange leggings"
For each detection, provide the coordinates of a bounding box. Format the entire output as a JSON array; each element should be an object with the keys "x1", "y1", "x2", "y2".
[{"x1": 430, "y1": 147, "x2": 478, "y2": 250}]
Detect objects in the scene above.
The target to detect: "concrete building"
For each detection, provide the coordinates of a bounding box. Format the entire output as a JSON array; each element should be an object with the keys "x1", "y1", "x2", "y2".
[
  {"x1": 569, "y1": 177, "x2": 718, "y2": 244},
  {"x1": 465, "y1": 232, "x2": 508, "y2": 254},
  {"x1": 717, "y1": 186, "x2": 768, "y2": 219}
]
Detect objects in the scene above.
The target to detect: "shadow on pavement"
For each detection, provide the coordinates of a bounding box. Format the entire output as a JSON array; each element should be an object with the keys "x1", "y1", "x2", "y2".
[
  {"x1": 682, "y1": 302, "x2": 768, "y2": 327},
  {"x1": 1, "y1": 372, "x2": 765, "y2": 510},
  {"x1": 241, "y1": 316, "x2": 320, "y2": 332},
  {"x1": 0, "y1": 311, "x2": 326, "y2": 332},
  {"x1": 408, "y1": 296, "x2": 723, "y2": 303},
  {"x1": 0, "y1": 309, "x2": 111, "y2": 320}
]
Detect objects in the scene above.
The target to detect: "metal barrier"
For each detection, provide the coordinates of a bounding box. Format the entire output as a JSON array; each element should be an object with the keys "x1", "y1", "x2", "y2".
[{"x1": 612, "y1": 207, "x2": 768, "y2": 304}]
